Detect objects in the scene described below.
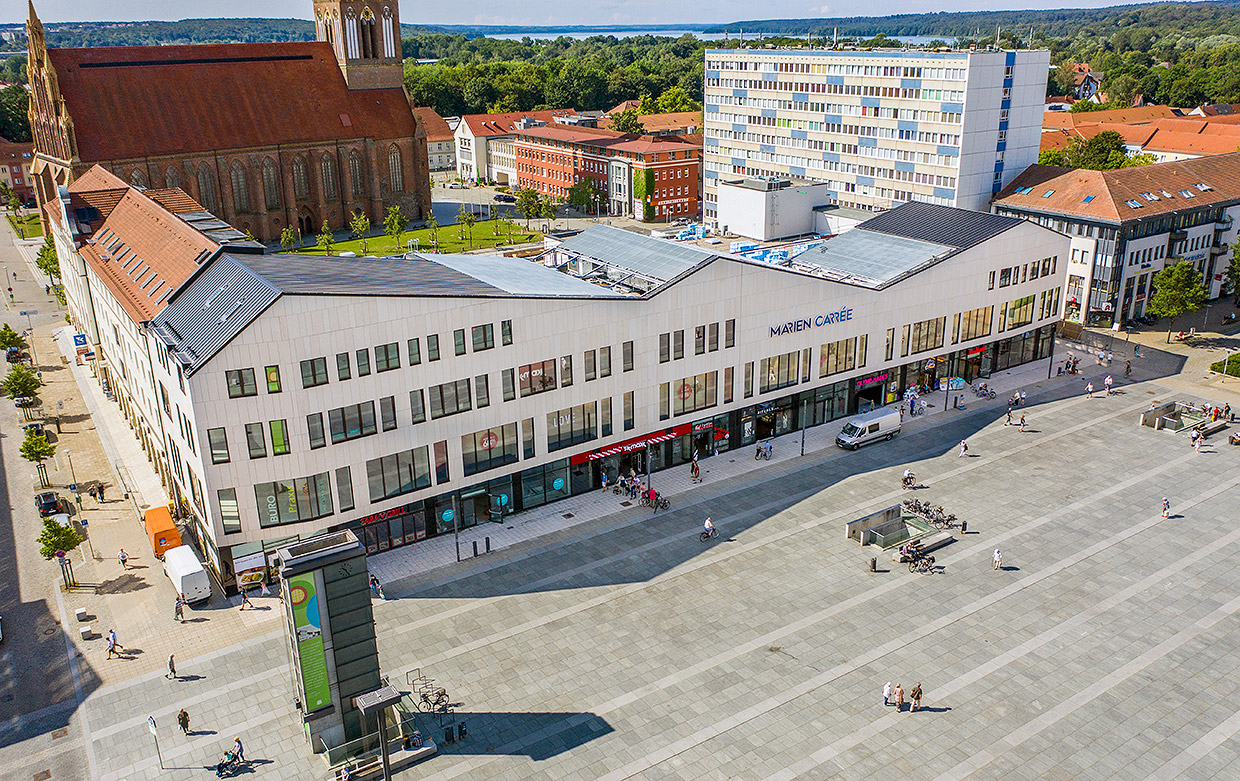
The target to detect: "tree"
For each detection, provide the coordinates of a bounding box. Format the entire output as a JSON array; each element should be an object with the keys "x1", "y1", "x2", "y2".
[
  {"x1": 655, "y1": 86, "x2": 701, "y2": 113},
  {"x1": 1038, "y1": 149, "x2": 1067, "y2": 166},
  {"x1": 37, "y1": 515, "x2": 83, "y2": 561},
  {"x1": 0, "y1": 323, "x2": 26, "y2": 351},
  {"x1": 316, "y1": 221, "x2": 335, "y2": 256},
  {"x1": 567, "y1": 180, "x2": 601, "y2": 213},
  {"x1": 0, "y1": 85, "x2": 31, "y2": 144},
  {"x1": 609, "y1": 107, "x2": 646, "y2": 135},
  {"x1": 638, "y1": 93, "x2": 658, "y2": 114},
  {"x1": 1, "y1": 363, "x2": 42, "y2": 400},
  {"x1": 20, "y1": 429, "x2": 56, "y2": 471},
  {"x1": 1148, "y1": 261, "x2": 1208, "y2": 342},
  {"x1": 279, "y1": 224, "x2": 298, "y2": 252},
  {"x1": 35, "y1": 236, "x2": 60, "y2": 281},
  {"x1": 515, "y1": 187, "x2": 541, "y2": 229},
  {"x1": 540, "y1": 197, "x2": 557, "y2": 222},
  {"x1": 1225, "y1": 242, "x2": 1240, "y2": 299},
  {"x1": 349, "y1": 209, "x2": 371, "y2": 240},
  {"x1": 383, "y1": 205, "x2": 407, "y2": 249},
  {"x1": 456, "y1": 204, "x2": 477, "y2": 249}
]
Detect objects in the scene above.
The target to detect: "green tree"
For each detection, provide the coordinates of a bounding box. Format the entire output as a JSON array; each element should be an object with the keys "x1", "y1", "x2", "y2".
[
  {"x1": 638, "y1": 93, "x2": 658, "y2": 114},
  {"x1": 35, "y1": 236, "x2": 60, "y2": 281},
  {"x1": 1225, "y1": 243, "x2": 1240, "y2": 299},
  {"x1": 567, "y1": 180, "x2": 602, "y2": 213},
  {"x1": 349, "y1": 209, "x2": 371, "y2": 240},
  {"x1": 383, "y1": 206, "x2": 407, "y2": 249},
  {"x1": 1148, "y1": 261, "x2": 1208, "y2": 342},
  {"x1": 655, "y1": 86, "x2": 702, "y2": 113},
  {"x1": 456, "y1": 204, "x2": 477, "y2": 249},
  {"x1": 279, "y1": 224, "x2": 298, "y2": 252},
  {"x1": 316, "y1": 221, "x2": 335, "y2": 256},
  {"x1": 540, "y1": 197, "x2": 557, "y2": 222},
  {"x1": 1, "y1": 363, "x2": 42, "y2": 400},
  {"x1": 424, "y1": 213, "x2": 440, "y2": 250},
  {"x1": 515, "y1": 187, "x2": 542, "y2": 228},
  {"x1": 609, "y1": 107, "x2": 646, "y2": 135},
  {"x1": 1120, "y1": 152, "x2": 1157, "y2": 168},
  {"x1": 1038, "y1": 149, "x2": 1067, "y2": 166},
  {"x1": 37, "y1": 515, "x2": 83, "y2": 561},
  {"x1": 0, "y1": 85, "x2": 31, "y2": 144},
  {"x1": 20, "y1": 429, "x2": 56, "y2": 472},
  {"x1": 0, "y1": 323, "x2": 26, "y2": 351}
]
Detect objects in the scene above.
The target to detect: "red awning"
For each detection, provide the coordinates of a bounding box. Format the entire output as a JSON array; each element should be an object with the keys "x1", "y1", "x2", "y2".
[{"x1": 570, "y1": 424, "x2": 691, "y2": 465}]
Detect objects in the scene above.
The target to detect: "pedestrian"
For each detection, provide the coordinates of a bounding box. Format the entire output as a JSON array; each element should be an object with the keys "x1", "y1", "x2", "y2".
[
  {"x1": 1019, "y1": 390, "x2": 1026, "y2": 406},
  {"x1": 232, "y1": 736, "x2": 245, "y2": 763},
  {"x1": 1125, "y1": 360, "x2": 1132, "y2": 378},
  {"x1": 174, "y1": 595, "x2": 185, "y2": 623},
  {"x1": 259, "y1": 579, "x2": 270, "y2": 597},
  {"x1": 1162, "y1": 497, "x2": 1170, "y2": 518},
  {"x1": 959, "y1": 519, "x2": 967, "y2": 534},
  {"x1": 1006, "y1": 408, "x2": 1012, "y2": 426},
  {"x1": 117, "y1": 548, "x2": 129, "y2": 569},
  {"x1": 910, "y1": 682, "x2": 922, "y2": 713},
  {"x1": 97, "y1": 484, "x2": 105, "y2": 502},
  {"x1": 1133, "y1": 344, "x2": 1140, "y2": 358},
  {"x1": 600, "y1": 472, "x2": 608, "y2": 492},
  {"x1": 177, "y1": 708, "x2": 190, "y2": 735},
  {"x1": 1097, "y1": 350, "x2": 1104, "y2": 365},
  {"x1": 894, "y1": 683, "x2": 905, "y2": 712},
  {"x1": 1195, "y1": 436, "x2": 1203, "y2": 454},
  {"x1": 239, "y1": 588, "x2": 253, "y2": 610},
  {"x1": 883, "y1": 681, "x2": 892, "y2": 706},
  {"x1": 1226, "y1": 403, "x2": 1233, "y2": 422},
  {"x1": 88, "y1": 485, "x2": 97, "y2": 501},
  {"x1": 1107, "y1": 352, "x2": 1113, "y2": 365},
  {"x1": 958, "y1": 440, "x2": 968, "y2": 457},
  {"x1": 369, "y1": 574, "x2": 381, "y2": 597},
  {"x1": 1104, "y1": 375, "x2": 1113, "y2": 395},
  {"x1": 166, "y1": 653, "x2": 177, "y2": 680},
  {"x1": 106, "y1": 634, "x2": 118, "y2": 659},
  {"x1": 1019, "y1": 414, "x2": 1026, "y2": 432},
  {"x1": 993, "y1": 548, "x2": 1003, "y2": 570},
  {"x1": 1086, "y1": 381, "x2": 1094, "y2": 398}
]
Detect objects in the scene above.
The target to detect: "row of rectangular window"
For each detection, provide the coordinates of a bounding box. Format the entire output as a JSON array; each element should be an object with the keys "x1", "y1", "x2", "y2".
[
  {"x1": 659, "y1": 320, "x2": 735, "y2": 362},
  {"x1": 988, "y1": 257, "x2": 1057, "y2": 290}
]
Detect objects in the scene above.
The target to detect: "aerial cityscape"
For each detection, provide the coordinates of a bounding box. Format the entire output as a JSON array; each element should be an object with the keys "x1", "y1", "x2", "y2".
[{"x1": 3, "y1": 0, "x2": 1240, "y2": 778}]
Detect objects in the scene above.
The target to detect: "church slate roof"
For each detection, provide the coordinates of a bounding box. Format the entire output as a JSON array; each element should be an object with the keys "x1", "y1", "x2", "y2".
[{"x1": 47, "y1": 42, "x2": 417, "y2": 161}]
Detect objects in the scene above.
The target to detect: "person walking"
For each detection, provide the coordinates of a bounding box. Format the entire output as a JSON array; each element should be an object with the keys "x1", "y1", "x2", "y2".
[
  {"x1": 166, "y1": 653, "x2": 177, "y2": 680},
  {"x1": 1006, "y1": 408, "x2": 1012, "y2": 426},
  {"x1": 174, "y1": 594, "x2": 185, "y2": 623},
  {"x1": 958, "y1": 440, "x2": 968, "y2": 458},
  {"x1": 1225, "y1": 403, "x2": 1232, "y2": 422},
  {"x1": 1104, "y1": 375, "x2": 1113, "y2": 395},
  {"x1": 894, "y1": 683, "x2": 905, "y2": 712},
  {"x1": 1085, "y1": 382, "x2": 1094, "y2": 398},
  {"x1": 993, "y1": 549, "x2": 1003, "y2": 570},
  {"x1": 117, "y1": 548, "x2": 129, "y2": 569},
  {"x1": 600, "y1": 472, "x2": 608, "y2": 493},
  {"x1": 883, "y1": 681, "x2": 892, "y2": 707},
  {"x1": 1019, "y1": 414, "x2": 1026, "y2": 433},
  {"x1": 1195, "y1": 436, "x2": 1203, "y2": 454},
  {"x1": 232, "y1": 737, "x2": 245, "y2": 763},
  {"x1": 1125, "y1": 360, "x2": 1132, "y2": 378},
  {"x1": 1107, "y1": 352, "x2": 1113, "y2": 366},
  {"x1": 910, "y1": 682, "x2": 922, "y2": 713},
  {"x1": 1162, "y1": 498, "x2": 1170, "y2": 518},
  {"x1": 88, "y1": 485, "x2": 97, "y2": 501},
  {"x1": 239, "y1": 588, "x2": 253, "y2": 610},
  {"x1": 106, "y1": 628, "x2": 123, "y2": 659},
  {"x1": 97, "y1": 484, "x2": 105, "y2": 502},
  {"x1": 177, "y1": 708, "x2": 190, "y2": 735},
  {"x1": 1020, "y1": 391, "x2": 1027, "y2": 406}
]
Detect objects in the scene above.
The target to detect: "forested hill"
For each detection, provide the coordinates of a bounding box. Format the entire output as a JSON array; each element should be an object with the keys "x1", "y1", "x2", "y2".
[
  {"x1": 0, "y1": 18, "x2": 438, "y2": 49},
  {"x1": 704, "y1": 1, "x2": 1240, "y2": 37}
]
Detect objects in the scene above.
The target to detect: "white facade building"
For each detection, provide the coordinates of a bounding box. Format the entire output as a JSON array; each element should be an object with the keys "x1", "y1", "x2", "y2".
[
  {"x1": 702, "y1": 47, "x2": 1050, "y2": 226},
  {"x1": 716, "y1": 178, "x2": 832, "y2": 241},
  {"x1": 132, "y1": 203, "x2": 1066, "y2": 583}
]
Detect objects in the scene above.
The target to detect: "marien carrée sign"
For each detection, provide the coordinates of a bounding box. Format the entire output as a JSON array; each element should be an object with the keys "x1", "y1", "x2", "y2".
[{"x1": 770, "y1": 308, "x2": 855, "y2": 338}]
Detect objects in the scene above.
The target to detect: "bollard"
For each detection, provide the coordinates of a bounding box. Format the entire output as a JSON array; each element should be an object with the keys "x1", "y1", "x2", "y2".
[
  {"x1": 869, "y1": 557, "x2": 877, "y2": 573},
  {"x1": 458, "y1": 720, "x2": 467, "y2": 739},
  {"x1": 472, "y1": 540, "x2": 479, "y2": 557},
  {"x1": 960, "y1": 520, "x2": 967, "y2": 535},
  {"x1": 485, "y1": 536, "x2": 490, "y2": 553},
  {"x1": 443, "y1": 727, "x2": 455, "y2": 744}
]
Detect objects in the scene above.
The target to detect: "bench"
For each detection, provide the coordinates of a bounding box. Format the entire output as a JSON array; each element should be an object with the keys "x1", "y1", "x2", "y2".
[
  {"x1": 75, "y1": 607, "x2": 87, "y2": 622},
  {"x1": 79, "y1": 626, "x2": 92, "y2": 640},
  {"x1": 1197, "y1": 419, "x2": 1228, "y2": 437},
  {"x1": 891, "y1": 531, "x2": 954, "y2": 562},
  {"x1": 335, "y1": 755, "x2": 382, "y2": 781}
]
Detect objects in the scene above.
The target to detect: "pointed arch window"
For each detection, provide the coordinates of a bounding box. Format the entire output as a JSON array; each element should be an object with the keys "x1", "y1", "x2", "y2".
[
  {"x1": 321, "y1": 155, "x2": 338, "y2": 200},
  {"x1": 129, "y1": 169, "x2": 146, "y2": 188},
  {"x1": 197, "y1": 165, "x2": 217, "y2": 212},
  {"x1": 293, "y1": 156, "x2": 309, "y2": 199},
  {"x1": 165, "y1": 167, "x2": 181, "y2": 190},
  {"x1": 349, "y1": 151, "x2": 365, "y2": 199},
  {"x1": 388, "y1": 145, "x2": 404, "y2": 193},
  {"x1": 231, "y1": 162, "x2": 250, "y2": 212},
  {"x1": 262, "y1": 158, "x2": 281, "y2": 209}
]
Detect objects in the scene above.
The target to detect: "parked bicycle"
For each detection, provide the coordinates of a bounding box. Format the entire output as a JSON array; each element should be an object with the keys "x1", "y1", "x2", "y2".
[
  {"x1": 909, "y1": 555, "x2": 935, "y2": 574},
  {"x1": 417, "y1": 687, "x2": 450, "y2": 712},
  {"x1": 971, "y1": 383, "x2": 996, "y2": 399},
  {"x1": 640, "y1": 493, "x2": 670, "y2": 511}
]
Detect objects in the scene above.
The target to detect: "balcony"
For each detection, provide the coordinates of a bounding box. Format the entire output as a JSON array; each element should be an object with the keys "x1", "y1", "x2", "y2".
[
  {"x1": 1216, "y1": 215, "x2": 1234, "y2": 231},
  {"x1": 1171, "y1": 229, "x2": 1188, "y2": 241},
  {"x1": 1211, "y1": 242, "x2": 1228, "y2": 255}
]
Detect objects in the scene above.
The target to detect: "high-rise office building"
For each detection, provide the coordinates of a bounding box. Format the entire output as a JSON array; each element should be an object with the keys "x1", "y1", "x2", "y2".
[{"x1": 702, "y1": 47, "x2": 1049, "y2": 225}]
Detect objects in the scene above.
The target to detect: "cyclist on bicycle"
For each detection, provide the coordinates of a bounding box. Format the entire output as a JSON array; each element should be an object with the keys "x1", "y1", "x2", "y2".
[
  {"x1": 902, "y1": 469, "x2": 915, "y2": 489},
  {"x1": 703, "y1": 517, "x2": 715, "y2": 535}
]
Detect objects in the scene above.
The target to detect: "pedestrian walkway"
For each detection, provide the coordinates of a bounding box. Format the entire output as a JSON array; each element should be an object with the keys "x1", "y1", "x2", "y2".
[{"x1": 370, "y1": 355, "x2": 1063, "y2": 591}]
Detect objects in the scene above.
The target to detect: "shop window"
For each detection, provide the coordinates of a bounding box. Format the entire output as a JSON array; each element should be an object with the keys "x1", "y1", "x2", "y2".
[
  {"x1": 673, "y1": 372, "x2": 718, "y2": 416},
  {"x1": 329, "y1": 401, "x2": 377, "y2": 443},
  {"x1": 623, "y1": 341, "x2": 634, "y2": 371},
  {"x1": 375, "y1": 342, "x2": 400, "y2": 372},
  {"x1": 759, "y1": 352, "x2": 799, "y2": 393},
  {"x1": 245, "y1": 422, "x2": 266, "y2": 459},
  {"x1": 433, "y1": 440, "x2": 449, "y2": 483},
  {"x1": 307, "y1": 412, "x2": 326, "y2": 449},
  {"x1": 475, "y1": 375, "x2": 490, "y2": 408},
  {"x1": 454, "y1": 328, "x2": 467, "y2": 356},
  {"x1": 365, "y1": 445, "x2": 432, "y2": 501},
  {"x1": 601, "y1": 397, "x2": 612, "y2": 437},
  {"x1": 518, "y1": 360, "x2": 557, "y2": 397},
  {"x1": 218, "y1": 488, "x2": 241, "y2": 534},
  {"x1": 522, "y1": 418, "x2": 536, "y2": 459},
  {"x1": 725, "y1": 319, "x2": 735, "y2": 348},
  {"x1": 501, "y1": 319, "x2": 513, "y2": 346},
  {"x1": 599, "y1": 346, "x2": 611, "y2": 377},
  {"x1": 585, "y1": 350, "x2": 596, "y2": 380},
  {"x1": 708, "y1": 323, "x2": 719, "y2": 352},
  {"x1": 226, "y1": 368, "x2": 257, "y2": 398},
  {"x1": 624, "y1": 392, "x2": 634, "y2": 430},
  {"x1": 429, "y1": 379, "x2": 472, "y2": 418},
  {"x1": 265, "y1": 366, "x2": 281, "y2": 393},
  {"x1": 269, "y1": 420, "x2": 290, "y2": 455},
  {"x1": 659, "y1": 382, "x2": 670, "y2": 420},
  {"x1": 659, "y1": 333, "x2": 670, "y2": 363},
  {"x1": 407, "y1": 337, "x2": 421, "y2": 366},
  {"x1": 336, "y1": 466, "x2": 354, "y2": 512},
  {"x1": 300, "y1": 357, "x2": 329, "y2": 388},
  {"x1": 336, "y1": 352, "x2": 351, "y2": 381},
  {"x1": 380, "y1": 396, "x2": 397, "y2": 431},
  {"x1": 427, "y1": 334, "x2": 440, "y2": 361},
  {"x1": 356, "y1": 348, "x2": 371, "y2": 377},
  {"x1": 502, "y1": 368, "x2": 515, "y2": 402},
  {"x1": 674, "y1": 330, "x2": 684, "y2": 360},
  {"x1": 744, "y1": 361, "x2": 754, "y2": 398},
  {"x1": 255, "y1": 472, "x2": 333, "y2": 527},
  {"x1": 208, "y1": 428, "x2": 230, "y2": 464},
  {"x1": 695, "y1": 325, "x2": 706, "y2": 355},
  {"x1": 561, "y1": 356, "x2": 573, "y2": 387},
  {"x1": 547, "y1": 403, "x2": 597, "y2": 451}
]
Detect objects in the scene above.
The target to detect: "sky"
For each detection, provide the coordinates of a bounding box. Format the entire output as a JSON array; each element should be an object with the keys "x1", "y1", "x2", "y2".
[{"x1": 5, "y1": 0, "x2": 1162, "y2": 27}]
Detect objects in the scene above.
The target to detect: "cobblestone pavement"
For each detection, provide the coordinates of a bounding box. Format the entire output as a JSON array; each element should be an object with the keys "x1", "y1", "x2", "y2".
[{"x1": 5, "y1": 367, "x2": 1239, "y2": 780}]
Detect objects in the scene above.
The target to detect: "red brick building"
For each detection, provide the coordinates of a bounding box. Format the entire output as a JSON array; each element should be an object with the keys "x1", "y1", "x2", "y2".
[
  {"x1": 0, "y1": 137, "x2": 34, "y2": 204},
  {"x1": 25, "y1": 0, "x2": 430, "y2": 243},
  {"x1": 514, "y1": 125, "x2": 701, "y2": 221}
]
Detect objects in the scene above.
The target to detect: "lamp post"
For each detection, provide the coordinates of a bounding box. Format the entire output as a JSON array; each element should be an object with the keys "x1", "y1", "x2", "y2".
[
  {"x1": 451, "y1": 494, "x2": 461, "y2": 563},
  {"x1": 800, "y1": 398, "x2": 808, "y2": 456},
  {"x1": 20, "y1": 310, "x2": 38, "y2": 369}
]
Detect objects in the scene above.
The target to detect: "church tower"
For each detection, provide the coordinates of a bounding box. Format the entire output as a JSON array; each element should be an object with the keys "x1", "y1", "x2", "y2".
[{"x1": 313, "y1": 1, "x2": 404, "y2": 90}]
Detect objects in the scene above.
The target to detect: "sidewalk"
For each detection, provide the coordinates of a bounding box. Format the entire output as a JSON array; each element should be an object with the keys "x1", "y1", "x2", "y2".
[{"x1": 369, "y1": 355, "x2": 1063, "y2": 590}]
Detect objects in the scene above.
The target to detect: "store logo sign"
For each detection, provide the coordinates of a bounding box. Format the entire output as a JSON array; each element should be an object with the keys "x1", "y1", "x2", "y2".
[{"x1": 770, "y1": 308, "x2": 854, "y2": 337}]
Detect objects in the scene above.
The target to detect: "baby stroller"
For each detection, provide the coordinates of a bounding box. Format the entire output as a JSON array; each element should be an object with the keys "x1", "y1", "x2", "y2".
[{"x1": 215, "y1": 750, "x2": 242, "y2": 777}]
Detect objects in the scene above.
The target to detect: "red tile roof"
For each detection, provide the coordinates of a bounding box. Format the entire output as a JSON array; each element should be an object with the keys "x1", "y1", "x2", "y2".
[
  {"x1": 601, "y1": 111, "x2": 702, "y2": 134},
  {"x1": 458, "y1": 109, "x2": 577, "y2": 138},
  {"x1": 412, "y1": 107, "x2": 454, "y2": 143},
  {"x1": 79, "y1": 188, "x2": 218, "y2": 323},
  {"x1": 1042, "y1": 105, "x2": 1179, "y2": 131},
  {"x1": 994, "y1": 153, "x2": 1240, "y2": 223},
  {"x1": 0, "y1": 138, "x2": 33, "y2": 165},
  {"x1": 48, "y1": 42, "x2": 416, "y2": 162},
  {"x1": 1142, "y1": 131, "x2": 1240, "y2": 156},
  {"x1": 515, "y1": 124, "x2": 701, "y2": 156},
  {"x1": 608, "y1": 99, "x2": 641, "y2": 114}
]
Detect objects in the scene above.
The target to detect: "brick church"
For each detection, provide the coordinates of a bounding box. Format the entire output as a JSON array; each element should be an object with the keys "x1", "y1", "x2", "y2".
[{"x1": 25, "y1": 0, "x2": 431, "y2": 243}]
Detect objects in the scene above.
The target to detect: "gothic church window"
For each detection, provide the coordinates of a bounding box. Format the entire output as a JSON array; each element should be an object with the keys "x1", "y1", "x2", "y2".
[
  {"x1": 349, "y1": 151, "x2": 365, "y2": 199},
  {"x1": 165, "y1": 167, "x2": 181, "y2": 189},
  {"x1": 262, "y1": 158, "x2": 281, "y2": 209},
  {"x1": 231, "y1": 163, "x2": 250, "y2": 212},
  {"x1": 388, "y1": 145, "x2": 403, "y2": 193},
  {"x1": 321, "y1": 155, "x2": 338, "y2": 199},
  {"x1": 293, "y1": 156, "x2": 309, "y2": 199},
  {"x1": 129, "y1": 169, "x2": 146, "y2": 188},
  {"x1": 197, "y1": 165, "x2": 217, "y2": 212}
]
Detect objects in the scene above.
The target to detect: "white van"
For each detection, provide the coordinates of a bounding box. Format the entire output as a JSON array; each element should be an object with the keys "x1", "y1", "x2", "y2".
[
  {"x1": 836, "y1": 407, "x2": 901, "y2": 450},
  {"x1": 163, "y1": 545, "x2": 211, "y2": 604}
]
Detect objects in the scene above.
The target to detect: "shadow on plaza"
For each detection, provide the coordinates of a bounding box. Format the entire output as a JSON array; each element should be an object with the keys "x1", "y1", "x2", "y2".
[
  {"x1": 0, "y1": 419, "x2": 103, "y2": 748},
  {"x1": 431, "y1": 711, "x2": 613, "y2": 760},
  {"x1": 402, "y1": 339, "x2": 1188, "y2": 604}
]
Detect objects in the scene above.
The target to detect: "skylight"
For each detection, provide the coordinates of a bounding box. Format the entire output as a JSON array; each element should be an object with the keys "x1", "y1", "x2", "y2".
[
  {"x1": 1179, "y1": 189, "x2": 1196, "y2": 198},
  {"x1": 1160, "y1": 190, "x2": 1174, "y2": 198},
  {"x1": 1042, "y1": 189, "x2": 1055, "y2": 198},
  {"x1": 1082, "y1": 195, "x2": 1095, "y2": 204},
  {"x1": 1142, "y1": 192, "x2": 1159, "y2": 201},
  {"x1": 1196, "y1": 182, "x2": 1213, "y2": 191},
  {"x1": 1125, "y1": 199, "x2": 1143, "y2": 208}
]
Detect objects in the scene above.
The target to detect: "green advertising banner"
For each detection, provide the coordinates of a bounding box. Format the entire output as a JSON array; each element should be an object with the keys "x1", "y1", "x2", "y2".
[{"x1": 289, "y1": 572, "x2": 331, "y2": 711}]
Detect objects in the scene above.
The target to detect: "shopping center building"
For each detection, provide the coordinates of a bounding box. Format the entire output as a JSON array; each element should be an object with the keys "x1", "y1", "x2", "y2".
[{"x1": 123, "y1": 201, "x2": 1067, "y2": 585}]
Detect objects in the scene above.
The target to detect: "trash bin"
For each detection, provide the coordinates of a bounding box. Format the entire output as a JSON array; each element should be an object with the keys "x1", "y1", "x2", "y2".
[
  {"x1": 458, "y1": 721, "x2": 467, "y2": 739},
  {"x1": 443, "y1": 727, "x2": 455, "y2": 744}
]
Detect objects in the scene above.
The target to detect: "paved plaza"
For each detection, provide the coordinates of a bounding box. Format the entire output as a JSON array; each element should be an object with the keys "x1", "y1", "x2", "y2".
[{"x1": 5, "y1": 361, "x2": 1240, "y2": 779}]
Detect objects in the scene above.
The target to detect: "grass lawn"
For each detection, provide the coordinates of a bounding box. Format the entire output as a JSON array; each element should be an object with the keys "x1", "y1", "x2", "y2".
[
  {"x1": 1211, "y1": 352, "x2": 1240, "y2": 377},
  {"x1": 6, "y1": 213, "x2": 43, "y2": 239},
  {"x1": 285, "y1": 219, "x2": 541, "y2": 256}
]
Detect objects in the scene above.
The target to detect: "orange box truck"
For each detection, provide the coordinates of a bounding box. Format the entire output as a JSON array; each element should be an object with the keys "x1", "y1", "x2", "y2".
[{"x1": 143, "y1": 506, "x2": 181, "y2": 559}]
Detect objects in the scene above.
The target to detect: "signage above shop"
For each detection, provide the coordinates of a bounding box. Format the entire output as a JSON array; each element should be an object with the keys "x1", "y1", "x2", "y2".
[{"x1": 770, "y1": 308, "x2": 854, "y2": 338}]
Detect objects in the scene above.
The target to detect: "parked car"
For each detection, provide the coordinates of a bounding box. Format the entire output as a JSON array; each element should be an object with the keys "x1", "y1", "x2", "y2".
[
  {"x1": 23, "y1": 422, "x2": 44, "y2": 437},
  {"x1": 35, "y1": 492, "x2": 62, "y2": 516},
  {"x1": 13, "y1": 396, "x2": 39, "y2": 408},
  {"x1": 5, "y1": 347, "x2": 26, "y2": 363},
  {"x1": 448, "y1": 181, "x2": 465, "y2": 189},
  {"x1": 493, "y1": 193, "x2": 517, "y2": 203}
]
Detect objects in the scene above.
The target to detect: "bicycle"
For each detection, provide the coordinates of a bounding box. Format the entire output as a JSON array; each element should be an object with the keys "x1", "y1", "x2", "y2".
[
  {"x1": 640, "y1": 494, "x2": 670, "y2": 511},
  {"x1": 417, "y1": 687, "x2": 449, "y2": 712},
  {"x1": 908, "y1": 555, "x2": 935, "y2": 574},
  {"x1": 699, "y1": 527, "x2": 718, "y2": 542}
]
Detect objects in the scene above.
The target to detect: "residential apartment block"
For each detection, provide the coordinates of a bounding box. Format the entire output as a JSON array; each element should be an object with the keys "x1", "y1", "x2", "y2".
[
  {"x1": 992, "y1": 153, "x2": 1240, "y2": 326},
  {"x1": 454, "y1": 109, "x2": 576, "y2": 185},
  {"x1": 413, "y1": 107, "x2": 457, "y2": 173},
  {"x1": 702, "y1": 47, "x2": 1049, "y2": 226},
  {"x1": 0, "y1": 137, "x2": 34, "y2": 205}
]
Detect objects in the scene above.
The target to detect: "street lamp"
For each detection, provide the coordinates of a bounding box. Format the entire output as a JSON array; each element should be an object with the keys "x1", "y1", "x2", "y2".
[{"x1": 20, "y1": 309, "x2": 38, "y2": 369}]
